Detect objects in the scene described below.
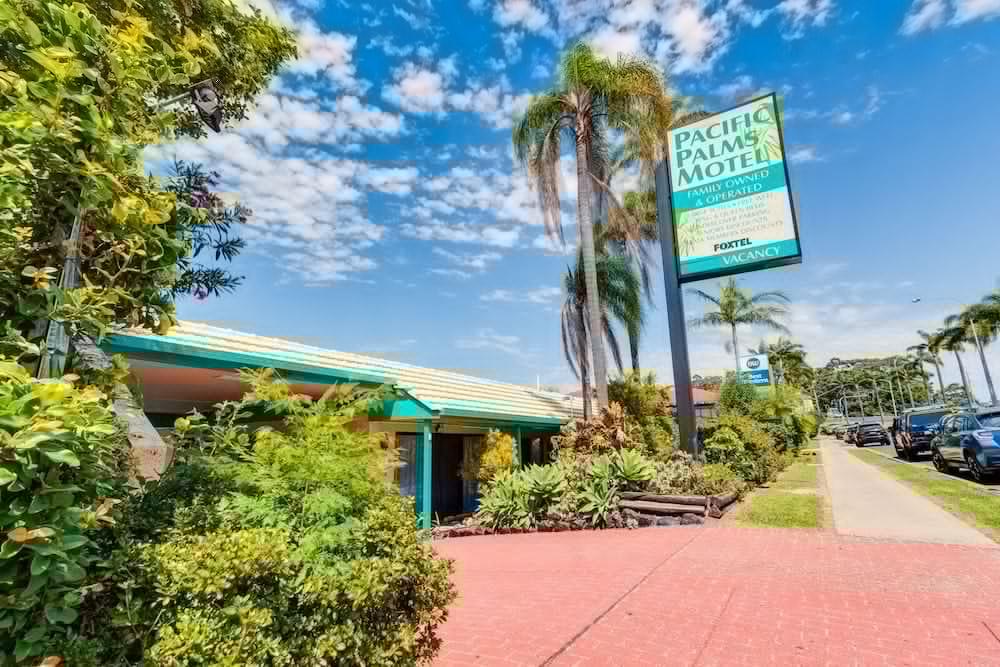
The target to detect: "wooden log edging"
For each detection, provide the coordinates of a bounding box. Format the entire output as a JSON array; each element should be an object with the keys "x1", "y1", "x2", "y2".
[
  {"x1": 620, "y1": 500, "x2": 706, "y2": 516},
  {"x1": 620, "y1": 490, "x2": 741, "y2": 519}
]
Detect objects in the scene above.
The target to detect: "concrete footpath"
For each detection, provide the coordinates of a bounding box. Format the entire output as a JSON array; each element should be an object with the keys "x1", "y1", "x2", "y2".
[{"x1": 821, "y1": 436, "x2": 995, "y2": 545}]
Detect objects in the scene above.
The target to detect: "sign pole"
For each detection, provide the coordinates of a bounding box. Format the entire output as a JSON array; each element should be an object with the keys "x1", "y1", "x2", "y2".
[{"x1": 654, "y1": 153, "x2": 698, "y2": 459}]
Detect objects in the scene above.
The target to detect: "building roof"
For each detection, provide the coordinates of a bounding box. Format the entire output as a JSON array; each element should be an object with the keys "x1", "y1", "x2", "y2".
[{"x1": 107, "y1": 321, "x2": 584, "y2": 426}]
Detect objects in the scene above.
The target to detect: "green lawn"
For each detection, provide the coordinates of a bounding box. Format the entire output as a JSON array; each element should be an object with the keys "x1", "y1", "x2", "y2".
[
  {"x1": 734, "y1": 459, "x2": 823, "y2": 529},
  {"x1": 850, "y1": 450, "x2": 1000, "y2": 537}
]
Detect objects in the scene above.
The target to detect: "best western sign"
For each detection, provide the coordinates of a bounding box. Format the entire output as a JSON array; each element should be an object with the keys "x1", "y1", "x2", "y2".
[
  {"x1": 667, "y1": 93, "x2": 802, "y2": 283},
  {"x1": 739, "y1": 354, "x2": 771, "y2": 386}
]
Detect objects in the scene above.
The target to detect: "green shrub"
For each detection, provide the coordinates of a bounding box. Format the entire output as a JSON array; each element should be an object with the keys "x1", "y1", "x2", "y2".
[
  {"x1": 700, "y1": 464, "x2": 745, "y2": 496},
  {"x1": 477, "y1": 464, "x2": 566, "y2": 528},
  {"x1": 648, "y1": 451, "x2": 743, "y2": 497},
  {"x1": 78, "y1": 371, "x2": 456, "y2": 666},
  {"x1": 0, "y1": 362, "x2": 129, "y2": 664},
  {"x1": 609, "y1": 372, "x2": 674, "y2": 457},
  {"x1": 719, "y1": 379, "x2": 761, "y2": 416},
  {"x1": 458, "y1": 429, "x2": 514, "y2": 482},
  {"x1": 704, "y1": 426, "x2": 755, "y2": 481}
]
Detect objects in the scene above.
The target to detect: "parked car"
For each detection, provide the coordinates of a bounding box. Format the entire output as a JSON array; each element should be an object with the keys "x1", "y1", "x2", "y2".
[
  {"x1": 931, "y1": 410, "x2": 1000, "y2": 482},
  {"x1": 891, "y1": 406, "x2": 950, "y2": 461},
  {"x1": 855, "y1": 422, "x2": 889, "y2": 447}
]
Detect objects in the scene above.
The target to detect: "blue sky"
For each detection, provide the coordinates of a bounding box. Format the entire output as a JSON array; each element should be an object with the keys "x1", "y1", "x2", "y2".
[{"x1": 155, "y1": 0, "x2": 1000, "y2": 398}]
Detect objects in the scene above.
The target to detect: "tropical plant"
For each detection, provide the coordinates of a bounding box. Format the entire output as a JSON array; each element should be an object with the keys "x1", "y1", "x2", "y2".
[
  {"x1": 576, "y1": 476, "x2": 618, "y2": 527},
  {"x1": 611, "y1": 448, "x2": 656, "y2": 490},
  {"x1": 766, "y1": 337, "x2": 807, "y2": 385},
  {"x1": 938, "y1": 326, "x2": 975, "y2": 405},
  {"x1": 911, "y1": 331, "x2": 947, "y2": 402},
  {"x1": 688, "y1": 278, "x2": 791, "y2": 378},
  {"x1": 0, "y1": 361, "x2": 130, "y2": 664},
  {"x1": 718, "y1": 377, "x2": 761, "y2": 416},
  {"x1": 514, "y1": 43, "x2": 673, "y2": 410},
  {"x1": 165, "y1": 161, "x2": 249, "y2": 299},
  {"x1": 561, "y1": 251, "x2": 642, "y2": 418},
  {"x1": 608, "y1": 371, "x2": 673, "y2": 457},
  {"x1": 553, "y1": 402, "x2": 645, "y2": 454},
  {"x1": 945, "y1": 305, "x2": 998, "y2": 406}
]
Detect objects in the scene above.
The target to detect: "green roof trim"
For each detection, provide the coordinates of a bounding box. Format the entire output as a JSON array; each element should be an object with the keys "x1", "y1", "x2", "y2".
[{"x1": 105, "y1": 332, "x2": 388, "y2": 386}]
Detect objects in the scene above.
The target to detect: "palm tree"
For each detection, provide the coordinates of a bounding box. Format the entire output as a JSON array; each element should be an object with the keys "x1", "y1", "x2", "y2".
[
  {"x1": 514, "y1": 43, "x2": 673, "y2": 410},
  {"x1": 939, "y1": 326, "x2": 975, "y2": 406},
  {"x1": 945, "y1": 304, "x2": 998, "y2": 405},
  {"x1": 911, "y1": 331, "x2": 946, "y2": 402},
  {"x1": 561, "y1": 251, "x2": 641, "y2": 418},
  {"x1": 687, "y1": 278, "x2": 791, "y2": 378},
  {"x1": 767, "y1": 337, "x2": 806, "y2": 386}
]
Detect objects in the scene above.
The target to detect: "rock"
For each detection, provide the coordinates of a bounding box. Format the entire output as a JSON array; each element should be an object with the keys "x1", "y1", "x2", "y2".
[
  {"x1": 680, "y1": 513, "x2": 704, "y2": 525},
  {"x1": 656, "y1": 516, "x2": 679, "y2": 527},
  {"x1": 633, "y1": 513, "x2": 656, "y2": 527}
]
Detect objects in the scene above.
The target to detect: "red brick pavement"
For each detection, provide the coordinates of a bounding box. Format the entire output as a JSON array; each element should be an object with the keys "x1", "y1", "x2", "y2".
[{"x1": 432, "y1": 527, "x2": 1000, "y2": 667}]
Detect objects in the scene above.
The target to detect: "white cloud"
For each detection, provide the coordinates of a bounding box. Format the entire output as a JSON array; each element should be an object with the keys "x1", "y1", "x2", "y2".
[
  {"x1": 456, "y1": 328, "x2": 534, "y2": 360},
  {"x1": 777, "y1": 0, "x2": 835, "y2": 38},
  {"x1": 382, "y1": 62, "x2": 452, "y2": 113},
  {"x1": 468, "y1": 145, "x2": 502, "y2": 160},
  {"x1": 493, "y1": 0, "x2": 551, "y2": 33},
  {"x1": 588, "y1": 24, "x2": 645, "y2": 60},
  {"x1": 481, "y1": 286, "x2": 562, "y2": 304},
  {"x1": 287, "y1": 22, "x2": 367, "y2": 91},
  {"x1": 714, "y1": 74, "x2": 756, "y2": 101},
  {"x1": 432, "y1": 247, "x2": 503, "y2": 271},
  {"x1": 430, "y1": 268, "x2": 473, "y2": 279},
  {"x1": 900, "y1": 0, "x2": 948, "y2": 33},
  {"x1": 656, "y1": 2, "x2": 731, "y2": 73},
  {"x1": 787, "y1": 145, "x2": 822, "y2": 163},
  {"x1": 952, "y1": 0, "x2": 1000, "y2": 24},
  {"x1": 400, "y1": 220, "x2": 523, "y2": 247}
]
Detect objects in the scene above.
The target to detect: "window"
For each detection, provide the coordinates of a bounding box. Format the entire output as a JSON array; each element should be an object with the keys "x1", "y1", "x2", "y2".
[
  {"x1": 978, "y1": 413, "x2": 1000, "y2": 429},
  {"x1": 941, "y1": 417, "x2": 956, "y2": 434},
  {"x1": 962, "y1": 416, "x2": 981, "y2": 431},
  {"x1": 909, "y1": 412, "x2": 947, "y2": 428},
  {"x1": 398, "y1": 434, "x2": 417, "y2": 498}
]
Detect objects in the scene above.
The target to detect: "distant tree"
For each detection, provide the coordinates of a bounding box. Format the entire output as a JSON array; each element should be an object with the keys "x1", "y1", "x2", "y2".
[{"x1": 687, "y1": 278, "x2": 791, "y2": 378}]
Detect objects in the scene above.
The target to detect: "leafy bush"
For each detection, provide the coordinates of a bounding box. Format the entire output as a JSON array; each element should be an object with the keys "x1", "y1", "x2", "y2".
[
  {"x1": 609, "y1": 372, "x2": 674, "y2": 457},
  {"x1": 458, "y1": 429, "x2": 514, "y2": 482},
  {"x1": 703, "y1": 415, "x2": 786, "y2": 485},
  {"x1": 649, "y1": 451, "x2": 743, "y2": 497},
  {"x1": 719, "y1": 378, "x2": 761, "y2": 416},
  {"x1": 73, "y1": 371, "x2": 456, "y2": 666},
  {"x1": 0, "y1": 362, "x2": 129, "y2": 664},
  {"x1": 553, "y1": 402, "x2": 644, "y2": 454},
  {"x1": 477, "y1": 464, "x2": 566, "y2": 528}
]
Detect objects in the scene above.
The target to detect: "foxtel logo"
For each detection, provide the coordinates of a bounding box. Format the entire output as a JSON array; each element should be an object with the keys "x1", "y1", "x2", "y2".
[{"x1": 713, "y1": 238, "x2": 752, "y2": 252}]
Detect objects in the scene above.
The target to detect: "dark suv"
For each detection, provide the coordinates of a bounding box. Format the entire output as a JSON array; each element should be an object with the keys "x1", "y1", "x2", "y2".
[
  {"x1": 931, "y1": 410, "x2": 1000, "y2": 482},
  {"x1": 855, "y1": 423, "x2": 889, "y2": 447},
  {"x1": 890, "y1": 407, "x2": 950, "y2": 461}
]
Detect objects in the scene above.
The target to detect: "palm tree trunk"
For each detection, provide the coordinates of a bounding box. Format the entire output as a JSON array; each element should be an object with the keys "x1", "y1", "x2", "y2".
[
  {"x1": 933, "y1": 358, "x2": 945, "y2": 402},
  {"x1": 577, "y1": 307, "x2": 591, "y2": 420},
  {"x1": 627, "y1": 322, "x2": 640, "y2": 373},
  {"x1": 971, "y1": 322, "x2": 998, "y2": 405},
  {"x1": 575, "y1": 133, "x2": 608, "y2": 409},
  {"x1": 731, "y1": 324, "x2": 740, "y2": 381},
  {"x1": 954, "y1": 351, "x2": 974, "y2": 405},
  {"x1": 920, "y1": 369, "x2": 931, "y2": 406}
]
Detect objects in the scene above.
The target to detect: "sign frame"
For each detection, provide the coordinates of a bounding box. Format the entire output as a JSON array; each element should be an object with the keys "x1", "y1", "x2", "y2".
[
  {"x1": 739, "y1": 353, "x2": 771, "y2": 386},
  {"x1": 665, "y1": 92, "x2": 803, "y2": 285}
]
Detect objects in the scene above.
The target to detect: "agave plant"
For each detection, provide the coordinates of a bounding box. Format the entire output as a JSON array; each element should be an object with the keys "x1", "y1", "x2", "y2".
[
  {"x1": 612, "y1": 448, "x2": 655, "y2": 490},
  {"x1": 576, "y1": 476, "x2": 619, "y2": 527}
]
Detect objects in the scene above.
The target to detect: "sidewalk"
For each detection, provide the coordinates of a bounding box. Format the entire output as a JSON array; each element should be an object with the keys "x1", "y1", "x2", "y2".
[
  {"x1": 434, "y1": 528, "x2": 1000, "y2": 666},
  {"x1": 820, "y1": 436, "x2": 994, "y2": 545}
]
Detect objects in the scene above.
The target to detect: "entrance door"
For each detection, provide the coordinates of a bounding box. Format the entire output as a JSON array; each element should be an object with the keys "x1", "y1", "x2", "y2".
[{"x1": 432, "y1": 434, "x2": 464, "y2": 518}]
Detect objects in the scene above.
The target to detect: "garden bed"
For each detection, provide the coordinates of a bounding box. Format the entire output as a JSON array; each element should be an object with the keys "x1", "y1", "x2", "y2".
[{"x1": 430, "y1": 509, "x2": 706, "y2": 540}]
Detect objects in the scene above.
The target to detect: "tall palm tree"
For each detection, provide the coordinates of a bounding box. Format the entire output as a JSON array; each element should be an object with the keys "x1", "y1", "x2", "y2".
[
  {"x1": 514, "y1": 43, "x2": 673, "y2": 410},
  {"x1": 561, "y1": 251, "x2": 641, "y2": 418},
  {"x1": 687, "y1": 278, "x2": 791, "y2": 378},
  {"x1": 939, "y1": 326, "x2": 975, "y2": 406},
  {"x1": 766, "y1": 337, "x2": 806, "y2": 386},
  {"x1": 911, "y1": 331, "x2": 946, "y2": 402},
  {"x1": 945, "y1": 304, "x2": 998, "y2": 406}
]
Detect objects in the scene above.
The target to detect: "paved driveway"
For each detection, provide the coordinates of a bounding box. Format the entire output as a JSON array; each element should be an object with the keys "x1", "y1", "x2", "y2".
[{"x1": 433, "y1": 528, "x2": 1000, "y2": 666}]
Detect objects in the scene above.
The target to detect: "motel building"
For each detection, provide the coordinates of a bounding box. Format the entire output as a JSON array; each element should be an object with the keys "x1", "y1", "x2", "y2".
[{"x1": 105, "y1": 321, "x2": 584, "y2": 528}]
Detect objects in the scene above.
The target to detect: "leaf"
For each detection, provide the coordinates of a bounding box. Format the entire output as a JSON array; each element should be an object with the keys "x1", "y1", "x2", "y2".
[
  {"x1": 38, "y1": 658, "x2": 64, "y2": 667},
  {"x1": 45, "y1": 606, "x2": 78, "y2": 625},
  {"x1": 60, "y1": 534, "x2": 87, "y2": 551},
  {"x1": 8, "y1": 527, "x2": 55, "y2": 543},
  {"x1": 41, "y1": 449, "x2": 80, "y2": 467},
  {"x1": 22, "y1": 18, "x2": 43, "y2": 45},
  {"x1": 30, "y1": 554, "x2": 49, "y2": 576},
  {"x1": 0, "y1": 468, "x2": 16, "y2": 486},
  {"x1": 28, "y1": 494, "x2": 49, "y2": 514},
  {"x1": 0, "y1": 541, "x2": 23, "y2": 559}
]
